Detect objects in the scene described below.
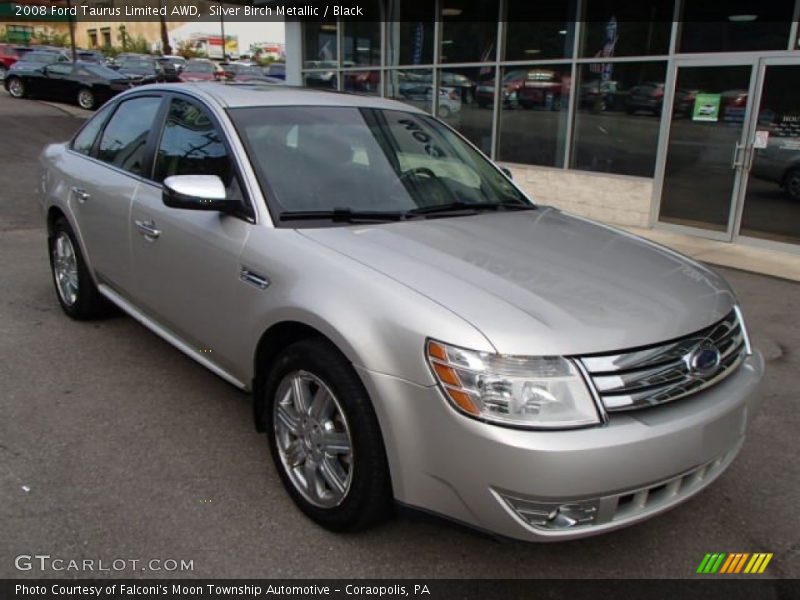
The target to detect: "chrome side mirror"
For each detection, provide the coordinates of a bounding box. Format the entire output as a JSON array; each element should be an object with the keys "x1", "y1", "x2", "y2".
[{"x1": 162, "y1": 175, "x2": 238, "y2": 212}]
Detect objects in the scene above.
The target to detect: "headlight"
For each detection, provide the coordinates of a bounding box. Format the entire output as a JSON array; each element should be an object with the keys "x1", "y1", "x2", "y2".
[{"x1": 426, "y1": 340, "x2": 601, "y2": 429}]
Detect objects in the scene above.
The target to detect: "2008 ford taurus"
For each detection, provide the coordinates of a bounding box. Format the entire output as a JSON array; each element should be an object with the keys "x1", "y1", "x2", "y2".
[{"x1": 39, "y1": 83, "x2": 764, "y2": 540}]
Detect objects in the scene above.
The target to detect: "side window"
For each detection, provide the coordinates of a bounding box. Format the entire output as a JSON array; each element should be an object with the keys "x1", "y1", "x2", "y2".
[
  {"x1": 97, "y1": 96, "x2": 162, "y2": 175},
  {"x1": 154, "y1": 98, "x2": 242, "y2": 199},
  {"x1": 72, "y1": 104, "x2": 113, "y2": 156},
  {"x1": 46, "y1": 64, "x2": 72, "y2": 76}
]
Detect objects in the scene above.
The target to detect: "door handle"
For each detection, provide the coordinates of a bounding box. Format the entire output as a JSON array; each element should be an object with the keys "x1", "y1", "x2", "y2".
[
  {"x1": 134, "y1": 219, "x2": 161, "y2": 239},
  {"x1": 71, "y1": 186, "x2": 90, "y2": 203},
  {"x1": 731, "y1": 142, "x2": 745, "y2": 170}
]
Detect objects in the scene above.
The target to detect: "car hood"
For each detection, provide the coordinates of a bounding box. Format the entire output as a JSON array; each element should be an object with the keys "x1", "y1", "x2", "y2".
[{"x1": 299, "y1": 208, "x2": 737, "y2": 356}]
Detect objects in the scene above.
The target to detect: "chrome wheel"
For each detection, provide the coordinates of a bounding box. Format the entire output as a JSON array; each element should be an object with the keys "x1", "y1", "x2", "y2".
[
  {"x1": 77, "y1": 89, "x2": 94, "y2": 110},
  {"x1": 52, "y1": 232, "x2": 79, "y2": 306},
  {"x1": 273, "y1": 370, "x2": 353, "y2": 508},
  {"x1": 8, "y1": 78, "x2": 24, "y2": 98}
]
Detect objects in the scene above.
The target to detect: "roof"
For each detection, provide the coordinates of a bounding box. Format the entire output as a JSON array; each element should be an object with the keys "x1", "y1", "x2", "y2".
[{"x1": 139, "y1": 82, "x2": 426, "y2": 112}]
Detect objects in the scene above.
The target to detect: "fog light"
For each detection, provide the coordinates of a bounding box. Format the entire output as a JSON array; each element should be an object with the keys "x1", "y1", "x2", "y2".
[{"x1": 497, "y1": 492, "x2": 599, "y2": 530}]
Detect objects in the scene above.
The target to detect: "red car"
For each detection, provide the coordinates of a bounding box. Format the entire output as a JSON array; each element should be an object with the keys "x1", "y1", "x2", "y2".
[
  {"x1": 179, "y1": 59, "x2": 223, "y2": 82},
  {"x1": 0, "y1": 44, "x2": 21, "y2": 79},
  {"x1": 517, "y1": 70, "x2": 569, "y2": 111}
]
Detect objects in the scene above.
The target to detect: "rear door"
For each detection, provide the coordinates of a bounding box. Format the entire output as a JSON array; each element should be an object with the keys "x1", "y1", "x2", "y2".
[
  {"x1": 66, "y1": 94, "x2": 165, "y2": 295},
  {"x1": 129, "y1": 94, "x2": 257, "y2": 381}
]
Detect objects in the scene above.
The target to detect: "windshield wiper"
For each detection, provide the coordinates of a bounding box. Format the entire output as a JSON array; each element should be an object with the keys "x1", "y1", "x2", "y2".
[
  {"x1": 406, "y1": 201, "x2": 536, "y2": 218},
  {"x1": 278, "y1": 208, "x2": 411, "y2": 223}
]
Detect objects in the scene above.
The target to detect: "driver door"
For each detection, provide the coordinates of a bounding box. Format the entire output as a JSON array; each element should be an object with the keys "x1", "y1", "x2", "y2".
[{"x1": 39, "y1": 63, "x2": 74, "y2": 99}]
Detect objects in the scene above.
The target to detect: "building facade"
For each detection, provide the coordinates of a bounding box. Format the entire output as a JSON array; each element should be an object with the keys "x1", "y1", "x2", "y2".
[{"x1": 285, "y1": 0, "x2": 800, "y2": 254}]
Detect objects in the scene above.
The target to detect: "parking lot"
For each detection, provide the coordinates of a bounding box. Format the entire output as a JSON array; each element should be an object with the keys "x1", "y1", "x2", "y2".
[{"x1": 0, "y1": 91, "x2": 798, "y2": 579}]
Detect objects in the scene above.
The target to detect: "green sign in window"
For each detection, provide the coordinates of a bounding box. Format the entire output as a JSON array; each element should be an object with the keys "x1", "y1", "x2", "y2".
[{"x1": 692, "y1": 93, "x2": 722, "y2": 122}]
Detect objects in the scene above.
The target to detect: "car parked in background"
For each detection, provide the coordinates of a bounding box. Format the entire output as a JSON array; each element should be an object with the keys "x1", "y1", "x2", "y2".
[
  {"x1": 115, "y1": 55, "x2": 172, "y2": 83},
  {"x1": 579, "y1": 79, "x2": 625, "y2": 112},
  {"x1": 751, "y1": 136, "x2": 800, "y2": 201},
  {"x1": 0, "y1": 43, "x2": 22, "y2": 79},
  {"x1": 179, "y1": 59, "x2": 223, "y2": 82},
  {"x1": 76, "y1": 50, "x2": 107, "y2": 64},
  {"x1": 518, "y1": 69, "x2": 569, "y2": 110},
  {"x1": 5, "y1": 60, "x2": 140, "y2": 109},
  {"x1": 262, "y1": 62, "x2": 285, "y2": 80},
  {"x1": 222, "y1": 63, "x2": 278, "y2": 83},
  {"x1": 626, "y1": 82, "x2": 665, "y2": 116},
  {"x1": 158, "y1": 55, "x2": 186, "y2": 74},
  {"x1": 38, "y1": 83, "x2": 763, "y2": 542},
  {"x1": 399, "y1": 83, "x2": 461, "y2": 117}
]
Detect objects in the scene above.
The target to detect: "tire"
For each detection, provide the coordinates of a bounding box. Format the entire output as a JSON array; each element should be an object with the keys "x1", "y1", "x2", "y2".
[
  {"x1": 262, "y1": 338, "x2": 393, "y2": 532},
  {"x1": 7, "y1": 76, "x2": 25, "y2": 99},
  {"x1": 49, "y1": 217, "x2": 112, "y2": 320},
  {"x1": 785, "y1": 169, "x2": 800, "y2": 201},
  {"x1": 77, "y1": 87, "x2": 96, "y2": 110},
  {"x1": 438, "y1": 105, "x2": 451, "y2": 118}
]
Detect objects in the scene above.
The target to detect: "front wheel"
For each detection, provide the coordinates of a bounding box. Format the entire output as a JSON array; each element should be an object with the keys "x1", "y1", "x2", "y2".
[
  {"x1": 7, "y1": 76, "x2": 25, "y2": 98},
  {"x1": 77, "y1": 87, "x2": 96, "y2": 110},
  {"x1": 262, "y1": 338, "x2": 393, "y2": 532}
]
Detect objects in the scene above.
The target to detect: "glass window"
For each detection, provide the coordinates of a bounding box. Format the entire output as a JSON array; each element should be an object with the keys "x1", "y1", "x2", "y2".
[
  {"x1": 304, "y1": 69, "x2": 338, "y2": 90},
  {"x1": 343, "y1": 5, "x2": 381, "y2": 66},
  {"x1": 154, "y1": 99, "x2": 241, "y2": 199},
  {"x1": 97, "y1": 96, "x2": 162, "y2": 176},
  {"x1": 440, "y1": 1, "x2": 499, "y2": 63},
  {"x1": 303, "y1": 21, "x2": 338, "y2": 68},
  {"x1": 344, "y1": 70, "x2": 381, "y2": 95},
  {"x1": 438, "y1": 66, "x2": 494, "y2": 156},
  {"x1": 571, "y1": 61, "x2": 666, "y2": 177},
  {"x1": 72, "y1": 104, "x2": 114, "y2": 156},
  {"x1": 679, "y1": 1, "x2": 795, "y2": 53},
  {"x1": 497, "y1": 65, "x2": 572, "y2": 167},
  {"x1": 580, "y1": 1, "x2": 673, "y2": 57},
  {"x1": 385, "y1": 69, "x2": 434, "y2": 113},
  {"x1": 45, "y1": 64, "x2": 73, "y2": 76},
  {"x1": 505, "y1": 0, "x2": 576, "y2": 61},
  {"x1": 230, "y1": 106, "x2": 525, "y2": 217},
  {"x1": 386, "y1": 0, "x2": 435, "y2": 65}
]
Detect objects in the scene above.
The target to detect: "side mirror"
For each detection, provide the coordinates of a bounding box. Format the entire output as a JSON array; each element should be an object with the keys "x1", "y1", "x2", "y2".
[
  {"x1": 500, "y1": 166, "x2": 513, "y2": 180},
  {"x1": 162, "y1": 175, "x2": 238, "y2": 212}
]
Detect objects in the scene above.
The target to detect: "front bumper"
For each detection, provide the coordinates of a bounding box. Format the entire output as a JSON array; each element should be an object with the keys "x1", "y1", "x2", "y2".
[{"x1": 357, "y1": 351, "x2": 764, "y2": 541}]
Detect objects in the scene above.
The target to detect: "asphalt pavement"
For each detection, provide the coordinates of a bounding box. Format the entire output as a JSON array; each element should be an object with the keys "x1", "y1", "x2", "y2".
[{"x1": 0, "y1": 92, "x2": 798, "y2": 579}]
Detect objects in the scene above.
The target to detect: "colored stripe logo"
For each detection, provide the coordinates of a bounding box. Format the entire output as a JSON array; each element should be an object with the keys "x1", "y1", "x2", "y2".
[{"x1": 696, "y1": 553, "x2": 773, "y2": 574}]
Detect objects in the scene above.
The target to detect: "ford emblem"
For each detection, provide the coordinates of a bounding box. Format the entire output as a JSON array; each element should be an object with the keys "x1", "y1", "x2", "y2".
[{"x1": 689, "y1": 344, "x2": 721, "y2": 374}]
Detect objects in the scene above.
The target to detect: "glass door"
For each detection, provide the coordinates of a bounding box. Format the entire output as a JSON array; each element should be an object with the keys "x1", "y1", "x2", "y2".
[
  {"x1": 737, "y1": 60, "x2": 800, "y2": 247},
  {"x1": 657, "y1": 62, "x2": 756, "y2": 240}
]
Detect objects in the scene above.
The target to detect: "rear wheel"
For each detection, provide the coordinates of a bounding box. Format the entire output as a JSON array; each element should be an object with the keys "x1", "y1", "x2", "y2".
[
  {"x1": 7, "y1": 76, "x2": 25, "y2": 98},
  {"x1": 262, "y1": 338, "x2": 393, "y2": 532},
  {"x1": 49, "y1": 217, "x2": 112, "y2": 319},
  {"x1": 77, "y1": 87, "x2": 96, "y2": 110},
  {"x1": 786, "y1": 169, "x2": 800, "y2": 201}
]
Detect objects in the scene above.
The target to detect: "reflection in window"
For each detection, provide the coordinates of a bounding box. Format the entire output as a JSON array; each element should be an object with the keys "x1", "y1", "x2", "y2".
[
  {"x1": 680, "y1": 0, "x2": 795, "y2": 53},
  {"x1": 97, "y1": 96, "x2": 161, "y2": 175},
  {"x1": 386, "y1": 0, "x2": 434, "y2": 65},
  {"x1": 154, "y1": 99, "x2": 239, "y2": 198},
  {"x1": 386, "y1": 69, "x2": 434, "y2": 113},
  {"x1": 438, "y1": 67, "x2": 493, "y2": 156},
  {"x1": 303, "y1": 22, "x2": 338, "y2": 68},
  {"x1": 440, "y1": 1, "x2": 498, "y2": 63},
  {"x1": 498, "y1": 66, "x2": 571, "y2": 167},
  {"x1": 304, "y1": 70, "x2": 338, "y2": 90},
  {"x1": 571, "y1": 61, "x2": 666, "y2": 177},
  {"x1": 72, "y1": 104, "x2": 113, "y2": 156},
  {"x1": 343, "y1": 9, "x2": 381, "y2": 67},
  {"x1": 344, "y1": 70, "x2": 381, "y2": 95},
  {"x1": 505, "y1": 0, "x2": 575, "y2": 61},
  {"x1": 580, "y1": 1, "x2": 672, "y2": 57}
]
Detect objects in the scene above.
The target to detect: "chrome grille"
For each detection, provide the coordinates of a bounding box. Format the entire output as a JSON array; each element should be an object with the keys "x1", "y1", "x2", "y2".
[{"x1": 578, "y1": 309, "x2": 748, "y2": 412}]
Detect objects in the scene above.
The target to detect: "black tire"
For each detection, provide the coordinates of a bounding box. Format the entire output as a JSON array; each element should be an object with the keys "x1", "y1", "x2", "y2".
[
  {"x1": 77, "y1": 87, "x2": 96, "y2": 110},
  {"x1": 262, "y1": 338, "x2": 393, "y2": 532},
  {"x1": 49, "y1": 217, "x2": 113, "y2": 320},
  {"x1": 784, "y1": 168, "x2": 800, "y2": 201},
  {"x1": 6, "y1": 76, "x2": 25, "y2": 99}
]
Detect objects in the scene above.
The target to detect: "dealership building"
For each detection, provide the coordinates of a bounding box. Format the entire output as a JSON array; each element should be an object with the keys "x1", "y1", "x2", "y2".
[{"x1": 282, "y1": 1, "x2": 800, "y2": 272}]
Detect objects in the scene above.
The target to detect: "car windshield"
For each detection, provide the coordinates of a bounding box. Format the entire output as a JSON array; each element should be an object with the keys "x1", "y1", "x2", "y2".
[
  {"x1": 82, "y1": 64, "x2": 124, "y2": 78},
  {"x1": 230, "y1": 106, "x2": 529, "y2": 222},
  {"x1": 122, "y1": 59, "x2": 152, "y2": 69},
  {"x1": 25, "y1": 53, "x2": 60, "y2": 63}
]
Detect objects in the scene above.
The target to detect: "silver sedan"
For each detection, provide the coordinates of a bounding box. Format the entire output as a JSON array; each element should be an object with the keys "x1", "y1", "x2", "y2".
[{"x1": 38, "y1": 83, "x2": 764, "y2": 540}]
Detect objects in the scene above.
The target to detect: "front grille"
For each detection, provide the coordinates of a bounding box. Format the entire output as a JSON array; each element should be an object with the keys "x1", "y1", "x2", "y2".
[{"x1": 578, "y1": 309, "x2": 748, "y2": 412}]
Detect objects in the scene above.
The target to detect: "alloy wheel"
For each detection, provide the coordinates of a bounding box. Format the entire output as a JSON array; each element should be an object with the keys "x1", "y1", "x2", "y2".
[
  {"x1": 787, "y1": 171, "x2": 800, "y2": 201},
  {"x1": 52, "y1": 232, "x2": 79, "y2": 306},
  {"x1": 77, "y1": 89, "x2": 94, "y2": 110},
  {"x1": 8, "y1": 78, "x2": 24, "y2": 98},
  {"x1": 273, "y1": 370, "x2": 353, "y2": 508}
]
